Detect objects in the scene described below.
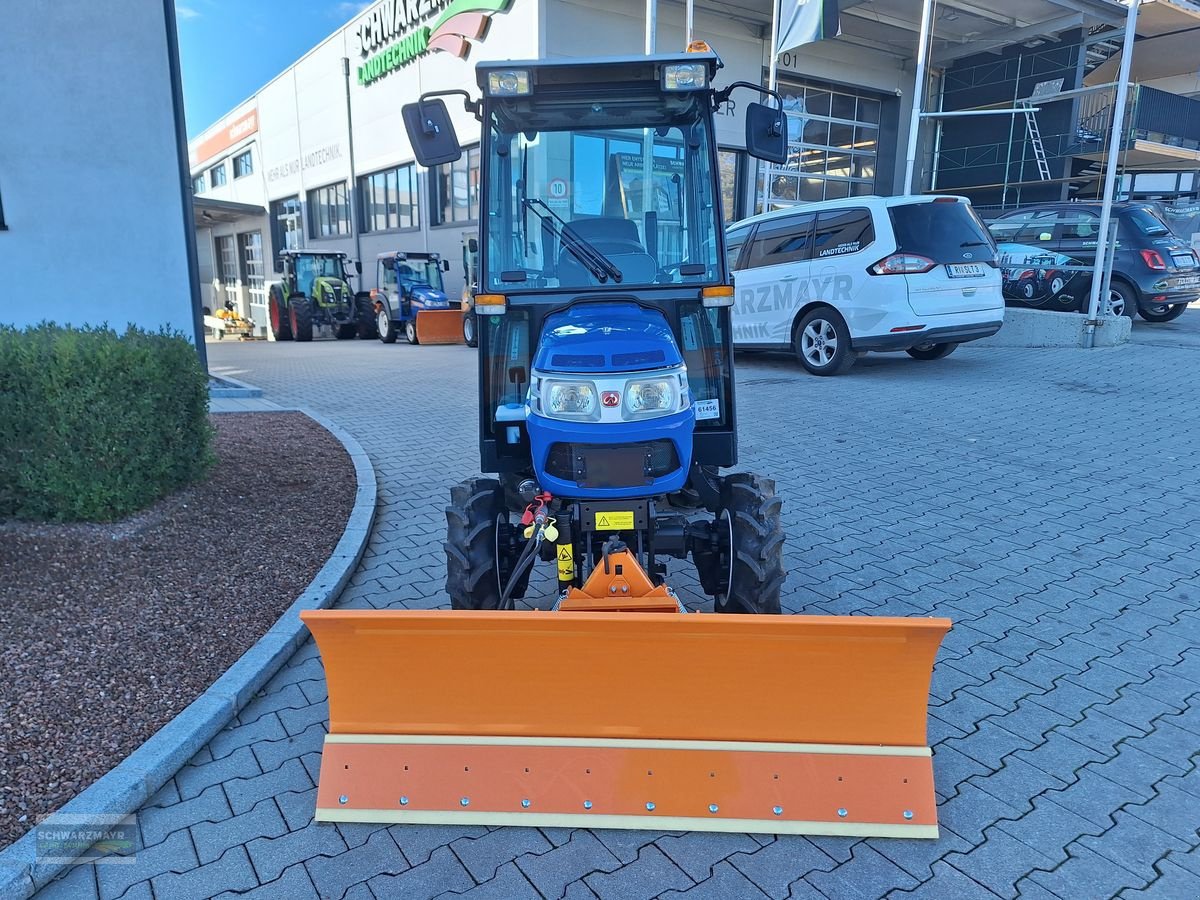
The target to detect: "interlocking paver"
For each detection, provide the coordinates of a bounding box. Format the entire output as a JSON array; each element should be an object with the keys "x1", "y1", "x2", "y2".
[
  {"x1": 444, "y1": 860, "x2": 543, "y2": 899},
  {"x1": 364, "y1": 844, "x2": 473, "y2": 898},
  {"x1": 36, "y1": 858, "x2": 98, "y2": 900},
  {"x1": 584, "y1": 843, "x2": 693, "y2": 899},
  {"x1": 191, "y1": 797, "x2": 287, "y2": 864},
  {"x1": 213, "y1": 862, "x2": 318, "y2": 900},
  {"x1": 304, "y1": 828, "x2": 407, "y2": 898},
  {"x1": 67, "y1": 336, "x2": 1200, "y2": 900},
  {"x1": 515, "y1": 828, "x2": 622, "y2": 899},
  {"x1": 96, "y1": 829, "x2": 196, "y2": 900},
  {"x1": 657, "y1": 860, "x2": 770, "y2": 899},
  {"x1": 150, "y1": 846, "x2": 258, "y2": 900},
  {"x1": 138, "y1": 783, "x2": 232, "y2": 847}
]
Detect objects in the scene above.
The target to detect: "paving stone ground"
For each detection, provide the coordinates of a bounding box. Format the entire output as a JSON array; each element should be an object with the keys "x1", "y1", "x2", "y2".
[{"x1": 38, "y1": 313, "x2": 1200, "y2": 899}]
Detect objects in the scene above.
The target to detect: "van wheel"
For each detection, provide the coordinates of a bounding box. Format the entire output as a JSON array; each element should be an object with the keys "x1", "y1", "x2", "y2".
[
  {"x1": 907, "y1": 342, "x2": 958, "y2": 360},
  {"x1": 794, "y1": 307, "x2": 855, "y2": 376},
  {"x1": 1139, "y1": 302, "x2": 1187, "y2": 323}
]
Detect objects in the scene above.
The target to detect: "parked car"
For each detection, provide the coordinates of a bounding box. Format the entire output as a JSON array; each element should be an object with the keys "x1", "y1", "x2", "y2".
[
  {"x1": 726, "y1": 195, "x2": 1005, "y2": 375},
  {"x1": 987, "y1": 202, "x2": 1200, "y2": 323}
]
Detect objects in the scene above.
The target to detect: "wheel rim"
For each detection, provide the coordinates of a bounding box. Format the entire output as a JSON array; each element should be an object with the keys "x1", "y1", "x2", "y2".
[
  {"x1": 801, "y1": 319, "x2": 838, "y2": 367},
  {"x1": 377, "y1": 310, "x2": 389, "y2": 337},
  {"x1": 1109, "y1": 290, "x2": 1127, "y2": 316},
  {"x1": 1051, "y1": 278, "x2": 1065, "y2": 295},
  {"x1": 406, "y1": 321, "x2": 417, "y2": 342},
  {"x1": 464, "y1": 316, "x2": 474, "y2": 342},
  {"x1": 1023, "y1": 282, "x2": 1035, "y2": 298}
]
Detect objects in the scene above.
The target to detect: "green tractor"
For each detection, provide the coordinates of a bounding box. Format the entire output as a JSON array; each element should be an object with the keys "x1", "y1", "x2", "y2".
[{"x1": 268, "y1": 250, "x2": 373, "y2": 342}]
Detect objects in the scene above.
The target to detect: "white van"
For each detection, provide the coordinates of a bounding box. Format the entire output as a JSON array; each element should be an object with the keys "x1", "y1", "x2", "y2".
[{"x1": 727, "y1": 195, "x2": 1005, "y2": 375}]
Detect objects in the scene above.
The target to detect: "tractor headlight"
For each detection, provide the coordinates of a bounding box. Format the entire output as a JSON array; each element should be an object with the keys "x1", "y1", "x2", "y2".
[
  {"x1": 624, "y1": 377, "x2": 676, "y2": 417},
  {"x1": 545, "y1": 380, "x2": 599, "y2": 421},
  {"x1": 662, "y1": 63, "x2": 708, "y2": 91}
]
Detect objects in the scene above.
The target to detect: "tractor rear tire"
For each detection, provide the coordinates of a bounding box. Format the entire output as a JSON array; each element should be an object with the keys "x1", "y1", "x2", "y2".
[
  {"x1": 269, "y1": 286, "x2": 292, "y2": 341},
  {"x1": 445, "y1": 478, "x2": 530, "y2": 610},
  {"x1": 289, "y1": 296, "x2": 314, "y2": 342},
  {"x1": 715, "y1": 473, "x2": 784, "y2": 615},
  {"x1": 356, "y1": 295, "x2": 377, "y2": 339}
]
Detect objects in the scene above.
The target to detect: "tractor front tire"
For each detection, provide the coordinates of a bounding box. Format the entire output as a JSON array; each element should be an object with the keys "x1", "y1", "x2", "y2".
[
  {"x1": 445, "y1": 478, "x2": 530, "y2": 610},
  {"x1": 463, "y1": 313, "x2": 477, "y2": 347},
  {"x1": 268, "y1": 286, "x2": 292, "y2": 341},
  {"x1": 405, "y1": 319, "x2": 420, "y2": 345},
  {"x1": 715, "y1": 473, "x2": 784, "y2": 615},
  {"x1": 334, "y1": 322, "x2": 357, "y2": 340},
  {"x1": 289, "y1": 296, "x2": 314, "y2": 342}
]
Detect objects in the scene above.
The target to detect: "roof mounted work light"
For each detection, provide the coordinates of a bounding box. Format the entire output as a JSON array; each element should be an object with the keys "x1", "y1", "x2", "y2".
[
  {"x1": 662, "y1": 62, "x2": 708, "y2": 91},
  {"x1": 485, "y1": 70, "x2": 532, "y2": 97}
]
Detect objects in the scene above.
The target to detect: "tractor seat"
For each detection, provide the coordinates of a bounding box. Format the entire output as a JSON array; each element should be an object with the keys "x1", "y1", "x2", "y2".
[{"x1": 557, "y1": 217, "x2": 656, "y2": 287}]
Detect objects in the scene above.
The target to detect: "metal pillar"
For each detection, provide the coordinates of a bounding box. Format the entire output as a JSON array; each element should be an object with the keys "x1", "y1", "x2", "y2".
[
  {"x1": 902, "y1": 0, "x2": 935, "y2": 195},
  {"x1": 342, "y1": 57, "x2": 363, "y2": 270},
  {"x1": 1083, "y1": 0, "x2": 1140, "y2": 348},
  {"x1": 686, "y1": 0, "x2": 694, "y2": 43},
  {"x1": 645, "y1": 0, "x2": 656, "y2": 54}
]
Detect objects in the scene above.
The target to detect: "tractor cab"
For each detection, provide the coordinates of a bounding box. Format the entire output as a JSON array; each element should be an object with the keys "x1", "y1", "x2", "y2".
[
  {"x1": 268, "y1": 250, "x2": 368, "y2": 343},
  {"x1": 371, "y1": 251, "x2": 463, "y2": 345}
]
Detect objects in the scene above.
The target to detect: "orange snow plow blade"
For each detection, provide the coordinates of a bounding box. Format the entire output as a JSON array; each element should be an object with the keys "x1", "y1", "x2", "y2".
[
  {"x1": 302, "y1": 609, "x2": 950, "y2": 837},
  {"x1": 414, "y1": 310, "x2": 464, "y2": 344}
]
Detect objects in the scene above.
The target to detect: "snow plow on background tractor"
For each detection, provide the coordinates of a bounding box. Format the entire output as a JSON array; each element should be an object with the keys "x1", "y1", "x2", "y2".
[{"x1": 302, "y1": 46, "x2": 951, "y2": 838}]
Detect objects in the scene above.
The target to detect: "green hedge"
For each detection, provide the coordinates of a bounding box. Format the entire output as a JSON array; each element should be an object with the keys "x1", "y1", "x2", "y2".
[{"x1": 0, "y1": 324, "x2": 214, "y2": 522}]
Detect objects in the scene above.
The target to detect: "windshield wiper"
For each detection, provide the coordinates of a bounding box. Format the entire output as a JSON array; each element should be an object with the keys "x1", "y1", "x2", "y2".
[
  {"x1": 522, "y1": 199, "x2": 623, "y2": 284},
  {"x1": 961, "y1": 240, "x2": 990, "y2": 248}
]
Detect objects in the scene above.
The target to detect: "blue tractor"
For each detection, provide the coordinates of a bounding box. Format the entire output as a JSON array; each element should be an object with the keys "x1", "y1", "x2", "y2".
[{"x1": 403, "y1": 49, "x2": 790, "y2": 613}]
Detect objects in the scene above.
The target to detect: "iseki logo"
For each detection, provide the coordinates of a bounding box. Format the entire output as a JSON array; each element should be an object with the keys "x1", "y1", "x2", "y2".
[{"x1": 601, "y1": 391, "x2": 621, "y2": 408}]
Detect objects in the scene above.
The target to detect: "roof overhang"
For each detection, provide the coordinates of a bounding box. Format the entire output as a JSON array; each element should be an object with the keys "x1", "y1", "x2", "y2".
[
  {"x1": 1086, "y1": 0, "x2": 1200, "y2": 83},
  {"x1": 192, "y1": 197, "x2": 266, "y2": 227}
]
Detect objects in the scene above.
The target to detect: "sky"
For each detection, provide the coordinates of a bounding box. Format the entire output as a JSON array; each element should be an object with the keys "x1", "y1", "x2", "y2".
[{"x1": 175, "y1": 0, "x2": 372, "y2": 139}]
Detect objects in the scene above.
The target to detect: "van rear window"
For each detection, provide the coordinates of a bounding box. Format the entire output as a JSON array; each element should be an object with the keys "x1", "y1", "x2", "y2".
[{"x1": 889, "y1": 201, "x2": 996, "y2": 265}]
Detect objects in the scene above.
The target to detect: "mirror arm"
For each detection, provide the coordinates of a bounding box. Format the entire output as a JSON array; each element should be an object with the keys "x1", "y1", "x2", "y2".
[
  {"x1": 417, "y1": 88, "x2": 481, "y2": 122},
  {"x1": 713, "y1": 81, "x2": 783, "y2": 112}
]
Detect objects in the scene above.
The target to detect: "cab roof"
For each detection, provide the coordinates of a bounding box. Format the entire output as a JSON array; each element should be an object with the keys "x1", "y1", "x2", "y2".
[
  {"x1": 475, "y1": 53, "x2": 721, "y2": 91},
  {"x1": 377, "y1": 251, "x2": 441, "y2": 261}
]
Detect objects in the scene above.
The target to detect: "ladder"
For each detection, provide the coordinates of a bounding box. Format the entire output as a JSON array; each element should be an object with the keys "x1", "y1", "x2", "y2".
[{"x1": 1022, "y1": 102, "x2": 1052, "y2": 181}]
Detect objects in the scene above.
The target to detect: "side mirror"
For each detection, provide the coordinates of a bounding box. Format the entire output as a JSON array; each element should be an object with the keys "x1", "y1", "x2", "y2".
[
  {"x1": 443, "y1": 260, "x2": 451, "y2": 272},
  {"x1": 401, "y1": 99, "x2": 462, "y2": 167},
  {"x1": 467, "y1": 238, "x2": 479, "y2": 253},
  {"x1": 745, "y1": 102, "x2": 787, "y2": 164},
  {"x1": 354, "y1": 260, "x2": 363, "y2": 275},
  {"x1": 273, "y1": 257, "x2": 284, "y2": 274}
]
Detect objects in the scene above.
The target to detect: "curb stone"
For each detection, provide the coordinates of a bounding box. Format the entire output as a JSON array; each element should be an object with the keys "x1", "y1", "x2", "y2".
[
  {"x1": 208, "y1": 373, "x2": 265, "y2": 398},
  {"x1": 0, "y1": 405, "x2": 377, "y2": 900}
]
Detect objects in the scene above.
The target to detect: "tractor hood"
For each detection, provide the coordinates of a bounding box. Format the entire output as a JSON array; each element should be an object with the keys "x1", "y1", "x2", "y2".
[
  {"x1": 409, "y1": 286, "x2": 449, "y2": 308},
  {"x1": 533, "y1": 302, "x2": 683, "y2": 374}
]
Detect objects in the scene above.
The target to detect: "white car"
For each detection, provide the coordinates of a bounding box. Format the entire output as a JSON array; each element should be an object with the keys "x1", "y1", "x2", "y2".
[{"x1": 727, "y1": 195, "x2": 1005, "y2": 375}]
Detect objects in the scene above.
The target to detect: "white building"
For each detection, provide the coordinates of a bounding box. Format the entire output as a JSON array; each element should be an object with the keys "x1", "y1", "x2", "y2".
[
  {"x1": 189, "y1": 0, "x2": 1173, "y2": 336},
  {"x1": 1, "y1": 0, "x2": 202, "y2": 356}
]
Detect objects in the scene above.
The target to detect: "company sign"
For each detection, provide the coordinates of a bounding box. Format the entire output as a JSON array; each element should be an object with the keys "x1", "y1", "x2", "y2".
[
  {"x1": 266, "y1": 144, "x2": 344, "y2": 183},
  {"x1": 191, "y1": 108, "x2": 258, "y2": 165},
  {"x1": 353, "y1": 0, "x2": 514, "y2": 86}
]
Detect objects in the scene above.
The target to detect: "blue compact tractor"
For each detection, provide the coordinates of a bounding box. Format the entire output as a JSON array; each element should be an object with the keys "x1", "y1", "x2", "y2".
[{"x1": 402, "y1": 48, "x2": 791, "y2": 613}]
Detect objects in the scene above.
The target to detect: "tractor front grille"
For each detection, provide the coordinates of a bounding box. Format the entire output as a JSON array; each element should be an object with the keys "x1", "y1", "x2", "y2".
[{"x1": 545, "y1": 440, "x2": 680, "y2": 488}]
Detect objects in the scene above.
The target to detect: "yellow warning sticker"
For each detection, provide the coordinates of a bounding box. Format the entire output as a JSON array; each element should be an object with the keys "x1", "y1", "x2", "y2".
[
  {"x1": 557, "y1": 544, "x2": 574, "y2": 579},
  {"x1": 594, "y1": 511, "x2": 635, "y2": 530}
]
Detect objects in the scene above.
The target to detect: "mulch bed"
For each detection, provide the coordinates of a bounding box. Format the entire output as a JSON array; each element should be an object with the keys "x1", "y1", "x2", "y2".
[{"x1": 0, "y1": 412, "x2": 356, "y2": 850}]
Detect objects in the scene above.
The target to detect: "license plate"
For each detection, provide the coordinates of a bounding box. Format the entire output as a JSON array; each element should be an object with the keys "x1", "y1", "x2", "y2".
[
  {"x1": 947, "y1": 264, "x2": 985, "y2": 278},
  {"x1": 1171, "y1": 253, "x2": 1195, "y2": 269},
  {"x1": 578, "y1": 448, "x2": 648, "y2": 488}
]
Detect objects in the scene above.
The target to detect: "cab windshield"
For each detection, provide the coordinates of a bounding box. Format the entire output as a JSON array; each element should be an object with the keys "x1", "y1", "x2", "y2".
[
  {"x1": 396, "y1": 259, "x2": 444, "y2": 292},
  {"x1": 294, "y1": 255, "x2": 347, "y2": 297},
  {"x1": 484, "y1": 92, "x2": 721, "y2": 293}
]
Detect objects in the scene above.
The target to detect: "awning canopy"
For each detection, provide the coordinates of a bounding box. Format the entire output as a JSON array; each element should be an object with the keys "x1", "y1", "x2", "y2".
[
  {"x1": 192, "y1": 197, "x2": 265, "y2": 228},
  {"x1": 682, "y1": 0, "x2": 1129, "y2": 65}
]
